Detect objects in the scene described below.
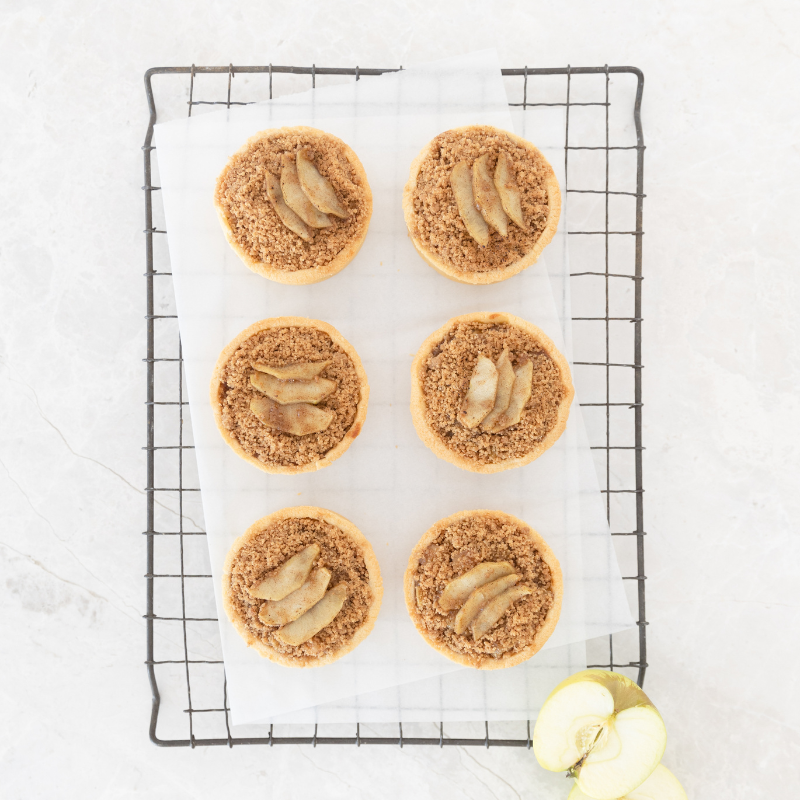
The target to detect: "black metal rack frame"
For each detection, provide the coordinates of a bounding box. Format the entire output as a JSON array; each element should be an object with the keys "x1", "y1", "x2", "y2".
[{"x1": 143, "y1": 63, "x2": 646, "y2": 748}]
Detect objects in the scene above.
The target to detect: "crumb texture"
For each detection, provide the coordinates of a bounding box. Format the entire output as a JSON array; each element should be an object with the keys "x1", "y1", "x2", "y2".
[
  {"x1": 411, "y1": 514, "x2": 553, "y2": 659},
  {"x1": 410, "y1": 127, "x2": 551, "y2": 273},
  {"x1": 216, "y1": 129, "x2": 369, "y2": 272},
  {"x1": 422, "y1": 321, "x2": 565, "y2": 464},
  {"x1": 220, "y1": 326, "x2": 360, "y2": 467},
  {"x1": 229, "y1": 518, "x2": 372, "y2": 660}
]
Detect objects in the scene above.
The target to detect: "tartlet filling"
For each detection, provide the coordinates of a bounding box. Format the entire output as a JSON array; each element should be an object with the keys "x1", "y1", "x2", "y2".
[
  {"x1": 219, "y1": 326, "x2": 361, "y2": 467},
  {"x1": 410, "y1": 127, "x2": 551, "y2": 274},
  {"x1": 410, "y1": 514, "x2": 553, "y2": 659},
  {"x1": 216, "y1": 130, "x2": 369, "y2": 272},
  {"x1": 228, "y1": 517, "x2": 373, "y2": 660},
  {"x1": 421, "y1": 321, "x2": 565, "y2": 465}
]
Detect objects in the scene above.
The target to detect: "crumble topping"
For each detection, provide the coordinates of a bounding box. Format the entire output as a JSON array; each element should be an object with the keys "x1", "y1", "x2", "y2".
[
  {"x1": 410, "y1": 514, "x2": 553, "y2": 659},
  {"x1": 216, "y1": 130, "x2": 369, "y2": 272},
  {"x1": 422, "y1": 321, "x2": 565, "y2": 464},
  {"x1": 410, "y1": 127, "x2": 551, "y2": 273},
  {"x1": 229, "y1": 517, "x2": 373, "y2": 660},
  {"x1": 220, "y1": 326, "x2": 361, "y2": 468}
]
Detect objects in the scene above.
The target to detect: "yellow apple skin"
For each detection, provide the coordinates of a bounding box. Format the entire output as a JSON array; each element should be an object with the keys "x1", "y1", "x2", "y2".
[
  {"x1": 533, "y1": 670, "x2": 667, "y2": 800},
  {"x1": 567, "y1": 763, "x2": 687, "y2": 800}
]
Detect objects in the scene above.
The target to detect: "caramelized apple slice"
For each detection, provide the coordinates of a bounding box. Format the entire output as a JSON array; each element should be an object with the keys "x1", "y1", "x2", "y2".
[
  {"x1": 484, "y1": 360, "x2": 534, "y2": 433},
  {"x1": 275, "y1": 584, "x2": 348, "y2": 646},
  {"x1": 258, "y1": 567, "x2": 331, "y2": 626},
  {"x1": 251, "y1": 360, "x2": 331, "y2": 380},
  {"x1": 250, "y1": 371, "x2": 337, "y2": 405},
  {"x1": 248, "y1": 544, "x2": 320, "y2": 601},
  {"x1": 264, "y1": 172, "x2": 311, "y2": 242},
  {"x1": 481, "y1": 348, "x2": 515, "y2": 431},
  {"x1": 451, "y1": 161, "x2": 489, "y2": 246},
  {"x1": 494, "y1": 151, "x2": 525, "y2": 229},
  {"x1": 473, "y1": 154, "x2": 508, "y2": 236},
  {"x1": 439, "y1": 562, "x2": 515, "y2": 611},
  {"x1": 471, "y1": 584, "x2": 532, "y2": 640},
  {"x1": 250, "y1": 396, "x2": 334, "y2": 436},
  {"x1": 296, "y1": 146, "x2": 349, "y2": 218},
  {"x1": 457, "y1": 354, "x2": 499, "y2": 429},
  {"x1": 280, "y1": 153, "x2": 332, "y2": 228},
  {"x1": 454, "y1": 573, "x2": 520, "y2": 634}
]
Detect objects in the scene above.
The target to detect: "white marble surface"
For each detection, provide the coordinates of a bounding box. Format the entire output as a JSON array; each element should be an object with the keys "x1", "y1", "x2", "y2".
[{"x1": 1, "y1": 1, "x2": 799, "y2": 797}]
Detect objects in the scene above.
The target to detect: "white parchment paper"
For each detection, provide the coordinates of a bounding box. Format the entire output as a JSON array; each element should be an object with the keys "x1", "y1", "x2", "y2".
[{"x1": 155, "y1": 50, "x2": 633, "y2": 725}]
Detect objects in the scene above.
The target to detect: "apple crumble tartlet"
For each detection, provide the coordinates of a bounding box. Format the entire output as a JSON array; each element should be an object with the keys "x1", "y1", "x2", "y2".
[
  {"x1": 402, "y1": 125, "x2": 560, "y2": 284},
  {"x1": 210, "y1": 317, "x2": 369, "y2": 474},
  {"x1": 410, "y1": 312, "x2": 573, "y2": 473},
  {"x1": 404, "y1": 510, "x2": 562, "y2": 669},
  {"x1": 214, "y1": 126, "x2": 372, "y2": 284},
  {"x1": 223, "y1": 507, "x2": 383, "y2": 667}
]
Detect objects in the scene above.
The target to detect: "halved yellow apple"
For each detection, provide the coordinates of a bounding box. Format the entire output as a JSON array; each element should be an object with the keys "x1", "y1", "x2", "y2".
[
  {"x1": 567, "y1": 764, "x2": 687, "y2": 800},
  {"x1": 533, "y1": 670, "x2": 667, "y2": 800}
]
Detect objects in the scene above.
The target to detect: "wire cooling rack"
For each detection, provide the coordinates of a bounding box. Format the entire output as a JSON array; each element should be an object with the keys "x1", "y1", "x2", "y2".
[{"x1": 143, "y1": 64, "x2": 646, "y2": 747}]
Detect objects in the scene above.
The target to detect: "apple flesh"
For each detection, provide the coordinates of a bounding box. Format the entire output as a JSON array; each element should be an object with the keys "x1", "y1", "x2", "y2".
[
  {"x1": 533, "y1": 670, "x2": 667, "y2": 800},
  {"x1": 567, "y1": 764, "x2": 687, "y2": 800}
]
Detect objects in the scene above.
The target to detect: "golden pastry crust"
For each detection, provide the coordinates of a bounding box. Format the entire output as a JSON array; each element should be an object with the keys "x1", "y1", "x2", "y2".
[
  {"x1": 402, "y1": 125, "x2": 561, "y2": 285},
  {"x1": 223, "y1": 506, "x2": 383, "y2": 667},
  {"x1": 404, "y1": 510, "x2": 562, "y2": 669},
  {"x1": 410, "y1": 312, "x2": 573, "y2": 473},
  {"x1": 214, "y1": 126, "x2": 372, "y2": 285},
  {"x1": 210, "y1": 317, "x2": 369, "y2": 474}
]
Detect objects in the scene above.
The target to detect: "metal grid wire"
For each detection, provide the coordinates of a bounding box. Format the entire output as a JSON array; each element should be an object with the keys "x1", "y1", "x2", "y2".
[{"x1": 143, "y1": 64, "x2": 646, "y2": 747}]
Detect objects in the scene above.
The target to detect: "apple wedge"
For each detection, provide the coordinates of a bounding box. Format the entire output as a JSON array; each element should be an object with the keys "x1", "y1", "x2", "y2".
[
  {"x1": 252, "y1": 360, "x2": 331, "y2": 380},
  {"x1": 473, "y1": 154, "x2": 508, "y2": 236},
  {"x1": 280, "y1": 153, "x2": 332, "y2": 228},
  {"x1": 250, "y1": 371, "x2": 337, "y2": 405},
  {"x1": 484, "y1": 360, "x2": 533, "y2": 433},
  {"x1": 470, "y1": 584, "x2": 531, "y2": 640},
  {"x1": 296, "y1": 146, "x2": 349, "y2": 218},
  {"x1": 481, "y1": 348, "x2": 515, "y2": 431},
  {"x1": 248, "y1": 544, "x2": 320, "y2": 601},
  {"x1": 568, "y1": 763, "x2": 687, "y2": 800},
  {"x1": 258, "y1": 567, "x2": 331, "y2": 626},
  {"x1": 454, "y1": 573, "x2": 520, "y2": 634},
  {"x1": 457, "y1": 354, "x2": 499, "y2": 429},
  {"x1": 533, "y1": 670, "x2": 668, "y2": 800},
  {"x1": 250, "y1": 396, "x2": 334, "y2": 436},
  {"x1": 275, "y1": 584, "x2": 348, "y2": 646},
  {"x1": 494, "y1": 151, "x2": 526, "y2": 229},
  {"x1": 439, "y1": 561, "x2": 515, "y2": 611},
  {"x1": 451, "y1": 161, "x2": 489, "y2": 246},
  {"x1": 264, "y1": 172, "x2": 312, "y2": 242}
]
